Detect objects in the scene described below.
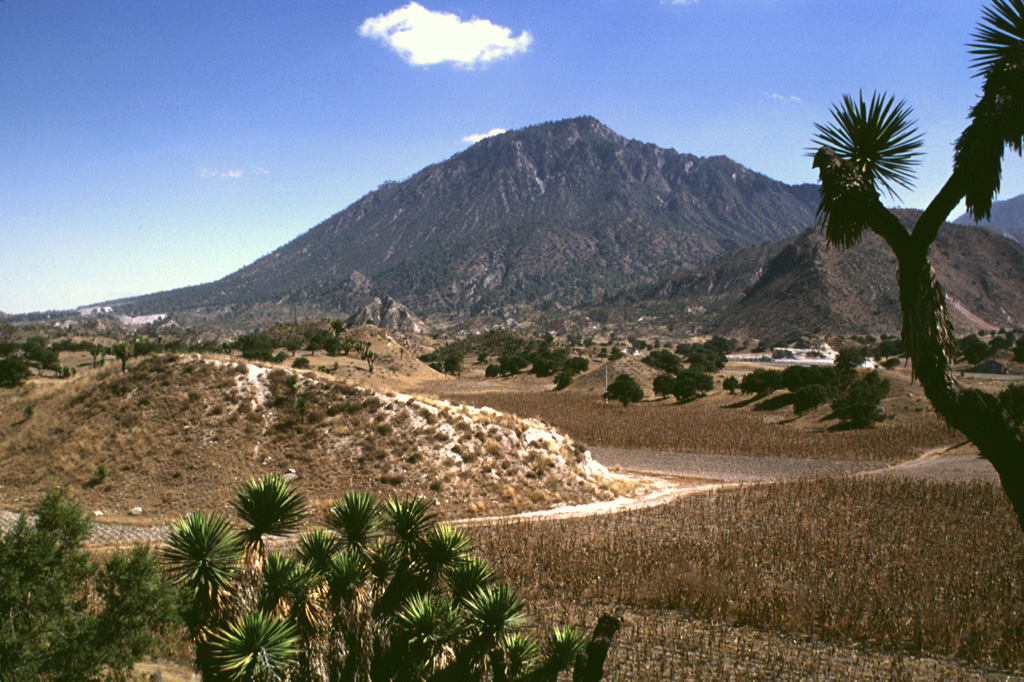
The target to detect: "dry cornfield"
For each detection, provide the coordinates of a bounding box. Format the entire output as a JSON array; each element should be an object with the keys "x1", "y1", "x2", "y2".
[
  {"x1": 443, "y1": 380, "x2": 959, "y2": 462},
  {"x1": 472, "y1": 476, "x2": 1024, "y2": 679}
]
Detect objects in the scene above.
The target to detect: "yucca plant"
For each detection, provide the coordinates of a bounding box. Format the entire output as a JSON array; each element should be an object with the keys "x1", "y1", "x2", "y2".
[
  {"x1": 235, "y1": 474, "x2": 309, "y2": 558},
  {"x1": 209, "y1": 612, "x2": 299, "y2": 682},
  {"x1": 810, "y1": 0, "x2": 1024, "y2": 534},
  {"x1": 163, "y1": 478, "x2": 619, "y2": 682}
]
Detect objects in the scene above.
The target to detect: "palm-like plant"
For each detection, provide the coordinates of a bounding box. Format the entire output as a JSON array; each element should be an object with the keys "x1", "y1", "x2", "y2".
[
  {"x1": 161, "y1": 511, "x2": 244, "y2": 681},
  {"x1": 209, "y1": 612, "x2": 299, "y2": 682},
  {"x1": 235, "y1": 474, "x2": 308, "y2": 556},
  {"x1": 163, "y1": 479, "x2": 619, "y2": 682},
  {"x1": 326, "y1": 491, "x2": 381, "y2": 553},
  {"x1": 811, "y1": 0, "x2": 1024, "y2": 534},
  {"x1": 811, "y1": 91, "x2": 924, "y2": 199}
]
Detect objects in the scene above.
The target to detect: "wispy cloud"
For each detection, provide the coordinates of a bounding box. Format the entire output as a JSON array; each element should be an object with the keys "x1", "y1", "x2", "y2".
[
  {"x1": 199, "y1": 168, "x2": 244, "y2": 178},
  {"x1": 768, "y1": 93, "x2": 802, "y2": 103},
  {"x1": 358, "y1": 3, "x2": 532, "y2": 69},
  {"x1": 661, "y1": 0, "x2": 699, "y2": 5},
  {"x1": 462, "y1": 128, "x2": 506, "y2": 144},
  {"x1": 252, "y1": 166, "x2": 270, "y2": 176}
]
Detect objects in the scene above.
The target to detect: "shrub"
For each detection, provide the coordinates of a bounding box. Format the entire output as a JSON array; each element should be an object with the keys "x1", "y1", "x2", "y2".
[
  {"x1": 740, "y1": 369, "x2": 784, "y2": 396},
  {"x1": 831, "y1": 371, "x2": 890, "y2": 427},
  {"x1": 291, "y1": 357, "x2": 311, "y2": 370},
  {"x1": 672, "y1": 368, "x2": 714, "y2": 402},
  {"x1": 604, "y1": 373, "x2": 644, "y2": 406},
  {"x1": 782, "y1": 365, "x2": 838, "y2": 393},
  {"x1": 0, "y1": 489, "x2": 179, "y2": 681},
  {"x1": 0, "y1": 356, "x2": 31, "y2": 388},
  {"x1": 793, "y1": 384, "x2": 832, "y2": 415}
]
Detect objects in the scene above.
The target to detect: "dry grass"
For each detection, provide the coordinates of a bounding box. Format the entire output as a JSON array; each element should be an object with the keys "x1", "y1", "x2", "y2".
[
  {"x1": 473, "y1": 476, "x2": 1024, "y2": 677},
  {"x1": 0, "y1": 354, "x2": 613, "y2": 522},
  {"x1": 442, "y1": 374, "x2": 959, "y2": 462}
]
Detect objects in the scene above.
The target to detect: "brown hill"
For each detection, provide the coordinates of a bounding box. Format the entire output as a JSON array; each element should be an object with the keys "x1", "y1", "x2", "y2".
[
  {"x1": 0, "y1": 355, "x2": 614, "y2": 523},
  {"x1": 645, "y1": 213, "x2": 1024, "y2": 338}
]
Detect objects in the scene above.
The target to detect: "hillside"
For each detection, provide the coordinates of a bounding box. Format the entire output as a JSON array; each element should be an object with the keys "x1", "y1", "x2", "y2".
[
  {"x1": 0, "y1": 355, "x2": 616, "y2": 522},
  {"x1": 954, "y1": 192, "x2": 1024, "y2": 246},
  {"x1": 640, "y1": 213, "x2": 1024, "y2": 338},
  {"x1": 101, "y1": 116, "x2": 817, "y2": 323}
]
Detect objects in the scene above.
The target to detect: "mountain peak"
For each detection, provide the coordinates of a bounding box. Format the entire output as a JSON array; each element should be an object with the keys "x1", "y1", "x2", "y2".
[{"x1": 101, "y1": 118, "x2": 818, "y2": 327}]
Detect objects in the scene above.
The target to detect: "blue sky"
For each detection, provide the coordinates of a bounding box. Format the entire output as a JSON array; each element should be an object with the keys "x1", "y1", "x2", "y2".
[{"x1": 2, "y1": 0, "x2": 1020, "y2": 314}]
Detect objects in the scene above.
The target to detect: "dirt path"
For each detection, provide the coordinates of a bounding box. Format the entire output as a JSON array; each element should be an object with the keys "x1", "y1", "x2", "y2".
[{"x1": 1, "y1": 445, "x2": 997, "y2": 544}]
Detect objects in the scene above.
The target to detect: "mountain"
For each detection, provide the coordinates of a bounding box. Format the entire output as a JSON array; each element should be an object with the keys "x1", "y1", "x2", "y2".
[
  {"x1": 954, "y1": 193, "x2": 1024, "y2": 246},
  {"x1": 103, "y1": 116, "x2": 817, "y2": 324},
  {"x1": 643, "y1": 213, "x2": 1024, "y2": 338}
]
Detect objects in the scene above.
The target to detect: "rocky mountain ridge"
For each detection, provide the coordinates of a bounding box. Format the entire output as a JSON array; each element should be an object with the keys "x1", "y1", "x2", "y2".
[{"x1": 101, "y1": 116, "x2": 818, "y2": 324}]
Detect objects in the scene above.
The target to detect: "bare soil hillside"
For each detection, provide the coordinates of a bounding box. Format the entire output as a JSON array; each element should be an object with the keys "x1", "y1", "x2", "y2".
[{"x1": 0, "y1": 354, "x2": 617, "y2": 523}]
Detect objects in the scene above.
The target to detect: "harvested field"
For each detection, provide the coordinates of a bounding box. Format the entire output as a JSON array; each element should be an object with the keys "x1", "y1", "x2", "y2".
[
  {"x1": 440, "y1": 381, "x2": 960, "y2": 462},
  {"x1": 473, "y1": 476, "x2": 1024, "y2": 678}
]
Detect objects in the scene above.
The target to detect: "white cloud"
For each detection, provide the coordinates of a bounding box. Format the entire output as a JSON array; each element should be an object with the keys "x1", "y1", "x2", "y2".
[
  {"x1": 252, "y1": 166, "x2": 270, "y2": 175},
  {"x1": 769, "y1": 93, "x2": 802, "y2": 103},
  {"x1": 662, "y1": 0, "x2": 698, "y2": 5},
  {"x1": 462, "y1": 128, "x2": 506, "y2": 144},
  {"x1": 358, "y1": 3, "x2": 532, "y2": 68},
  {"x1": 199, "y1": 168, "x2": 244, "y2": 178}
]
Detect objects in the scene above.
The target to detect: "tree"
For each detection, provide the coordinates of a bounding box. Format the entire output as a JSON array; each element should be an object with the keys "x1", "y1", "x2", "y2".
[
  {"x1": 111, "y1": 341, "x2": 134, "y2": 373},
  {"x1": 0, "y1": 356, "x2": 31, "y2": 388},
  {"x1": 162, "y1": 480, "x2": 618, "y2": 682},
  {"x1": 811, "y1": 0, "x2": 1024, "y2": 529},
  {"x1": 793, "y1": 384, "x2": 832, "y2": 415},
  {"x1": 831, "y1": 371, "x2": 890, "y2": 427},
  {"x1": 740, "y1": 368, "x2": 784, "y2": 397},
  {"x1": 603, "y1": 373, "x2": 644, "y2": 406},
  {"x1": 834, "y1": 346, "x2": 867, "y2": 374},
  {"x1": 652, "y1": 373, "x2": 677, "y2": 398},
  {"x1": 722, "y1": 375, "x2": 739, "y2": 394},
  {"x1": 671, "y1": 368, "x2": 713, "y2": 402},
  {"x1": 0, "y1": 488, "x2": 179, "y2": 682}
]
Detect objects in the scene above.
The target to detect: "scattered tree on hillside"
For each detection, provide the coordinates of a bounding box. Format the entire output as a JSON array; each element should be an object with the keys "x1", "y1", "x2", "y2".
[
  {"x1": 722, "y1": 375, "x2": 740, "y2": 394},
  {"x1": 161, "y1": 477, "x2": 619, "y2": 682},
  {"x1": 604, "y1": 373, "x2": 644, "y2": 407},
  {"x1": 0, "y1": 356, "x2": 31, "y2": 388},
  {"x1": 0, "y1": 488, "x2": 179, "y2": 681},
  {"x1": 809, "y1": 0, "x2": 1024, "y2": 529},
  {"x1": 740, "y1": 368, "x2": 784, "y2": 397},
  {"x1": 111, "y1": 340, "x2": 134, "y2": 373}
]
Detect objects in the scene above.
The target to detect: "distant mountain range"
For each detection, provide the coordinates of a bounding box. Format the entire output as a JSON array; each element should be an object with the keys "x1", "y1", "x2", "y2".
[
  {"x1": 640, "y1": 211, "x2": 1024, "y2": 339},
  {"x1": 954, "y1": 194, "x2": 1024, "y2": 246},
  {"x1": 102, "y1": 116, "x2": 818, "y2": 323}
]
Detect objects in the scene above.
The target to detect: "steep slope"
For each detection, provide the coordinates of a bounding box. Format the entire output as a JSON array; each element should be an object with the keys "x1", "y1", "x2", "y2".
[
  {"x1": 0, "y1": 355, "x2": 614, "y2": 522},
  {"x1": 105, "y1": 116, "x2": 816, "y2": 320},
  {"x1": 644, "y1": 213, "x2": 1024, "y2": 338},
  {"x1": 955, "y1": 193, "x2": 1024, "y2": 246}
]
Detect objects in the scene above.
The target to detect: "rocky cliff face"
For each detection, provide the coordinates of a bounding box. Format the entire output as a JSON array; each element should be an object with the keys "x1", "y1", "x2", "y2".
[{"x1": 347, "y1": 297, "x2": 426, "y2": 334}]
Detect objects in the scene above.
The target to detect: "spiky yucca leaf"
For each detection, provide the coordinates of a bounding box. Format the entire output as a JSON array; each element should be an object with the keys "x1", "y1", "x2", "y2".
[
  {"x1": 501, "y1": 632, "x2": 540, "y2": 679},
  {"x1": 326, "y1": 490, "x2": 381, "y2": 552},
  {"x1": 396, "y1": 592, "x2": 462, "y2": 652},
  {"x1": 957, "y1": 0, "x2": 1024, "y2": 220},
  {"x1": 297, "y1": 528, "x2": 341, "y2": 577},
  {"x1": 419, "y1": 523, "x2": 473, "y2": 585},
  {"x1": 162, "y1": 511, "x2": 243, "y2": 611},
  {"x1": 382, "y1": 496, "x2": 436, "y2": 553},
  {"x1": 463, "y1": 583, "x2": 526, "y2": 637},
  {"x1": 542, "y1": 625, "x2": 588, "y2": 671},
  {"x1": 811, "y1": 91, "x2": 923, "y2": 199},
  {"x1": 234, "y1": 474, "x2": 308, "y2": 547},
  {"x1": 969, "y1": 0, "x2": 1024, "y2": 76},
  {"x1": 327, "y1": 548, "x2": 369, "y2": 607},
  {"x1": 210, "y1": 612, "x2": 299, "y2": 682},
  {"x1": 446, "y1": 555, "x2": 496, "y2": 604}
]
